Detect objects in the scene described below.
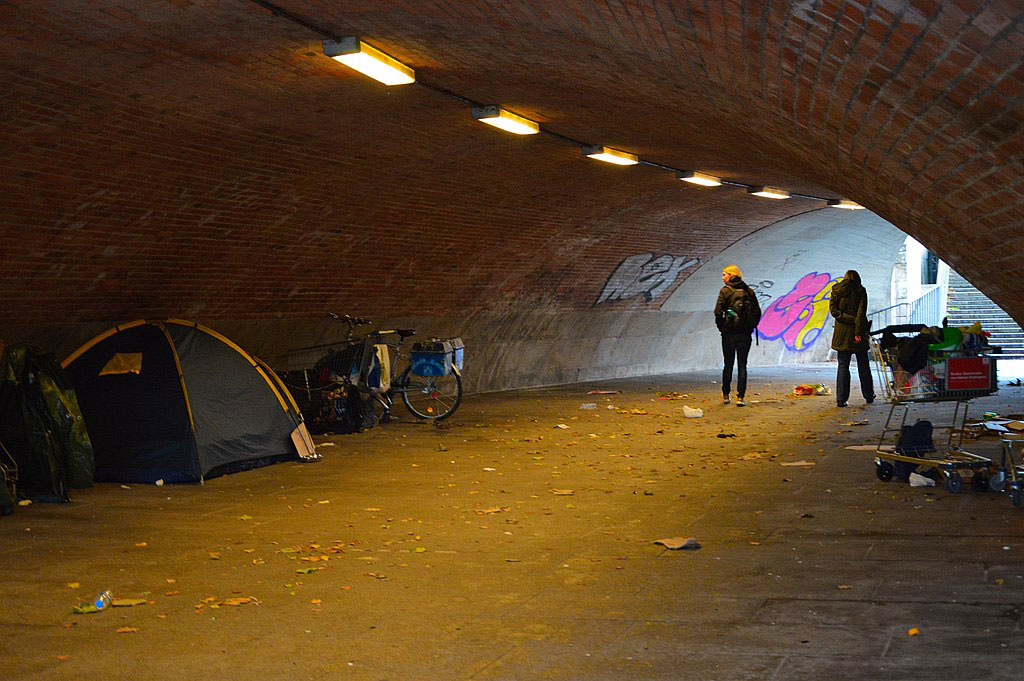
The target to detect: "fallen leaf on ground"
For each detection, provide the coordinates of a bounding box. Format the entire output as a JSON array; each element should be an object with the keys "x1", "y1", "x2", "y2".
[
  {"x1": 296, "y1": 567, "x2": 322, "y2": 574},
  {"x1": 66, "y1": 582, "x2": 80, "y2": 589},
  {"x1": 364, "y1": 508, "x2": 382, "y2": 512},
  {"x1": 238, "y1": 515, "x2": 253, "y2": 521},
  {"x1": 223, "y1": 596, "x2": 260, "y2": 606},
  {"x1": 71, "y1": 604, "x2": 100, "y2": 615},
  {"x1": 837, "y1": 584, "x2": 853, "y2": 590},
  {"x1": 549, "y1": 489, "x2": 575, "y2": 495},
  {"x1": 111, "y1": 598, "x2": 148, "y2": 607},
  {"x1": 57, "y1": 655, "x2": 70, "y2": 662},
  {"x1": 310, "y1": 599, "x2": 321, "y2": 604},
  {"x1": 115, "y1": 627, "x2": 139, "y2": 634},
  {"x1": 554, "y1": 424, "x2": 570, "y2": 429},
  {"x1": 134, "y1": 542, "x2": 147, "y2": 548},
  {"x1": 908, "y1": 627, "x2": 922, "y2": 636},
  {"x1": 780, "y1": 461, "x2": 816, "y2": 467},
  {"x1": 475, "y1": 506, "x2": 508, "y2": 515}
]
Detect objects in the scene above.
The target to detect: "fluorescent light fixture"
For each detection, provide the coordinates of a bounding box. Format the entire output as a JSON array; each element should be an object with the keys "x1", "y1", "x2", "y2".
[
  {"x1": 748, "y1": 185, "x2": 791, "y2": 199},
  {"x1": 676, "y1": 171, "x2": 722, "y2": 187},
  {"x1": 472, "y1": 106, "x2": 540, "y2": 135},
  {"x1": 828, "y1": 199, "x2": 865, "y2": 210},
  {"x1": 581, "y1": 145, "x2": 638, "y2": 166},
  {"x1": 322, "y1": 37, "x2": 415, "y2": 85}
]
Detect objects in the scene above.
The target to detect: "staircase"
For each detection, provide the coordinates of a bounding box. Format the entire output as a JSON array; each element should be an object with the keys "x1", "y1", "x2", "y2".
[{"x1": 946, "y1": 271, "x2": 1024, "y2": 359}]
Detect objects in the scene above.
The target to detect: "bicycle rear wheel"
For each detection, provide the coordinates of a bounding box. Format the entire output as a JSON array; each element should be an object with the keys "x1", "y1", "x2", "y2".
[{"x1": 398, "y1": 367, "x2": 462, "y2": 420}]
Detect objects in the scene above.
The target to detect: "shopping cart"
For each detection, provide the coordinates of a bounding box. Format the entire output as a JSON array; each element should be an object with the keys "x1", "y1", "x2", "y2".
[
  {"x1": 993, "y1": 436, "x2": 1024, "y2": 508},
  {"x1": 1, "y1": 438, "x2": 16, "y2": 515},
  {"x1": 869, "y1": 328, "x2": 998, "y2": 493}
]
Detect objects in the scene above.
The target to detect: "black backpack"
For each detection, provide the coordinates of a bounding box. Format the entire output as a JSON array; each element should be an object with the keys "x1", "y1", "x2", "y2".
[{"x1": 723, "y1": 286, "x2": 760, "y2": 334}]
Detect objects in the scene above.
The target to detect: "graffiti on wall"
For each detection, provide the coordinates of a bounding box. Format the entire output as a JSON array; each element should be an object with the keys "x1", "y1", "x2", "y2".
[
  {"x1": 595, "y1": 253, "x2": 699, "y2": 305},
  {"x1": 756, "y1": 272, "x2": 840, "y2": 351},
  {"x1": 747, "y1": 279, "x2": 776, "y2": 305}
]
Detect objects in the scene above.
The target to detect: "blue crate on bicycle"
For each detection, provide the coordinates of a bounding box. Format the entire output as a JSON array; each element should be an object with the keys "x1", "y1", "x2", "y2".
[{"x1": 411, "y1": 337, "x2": 464, "y2": 377}]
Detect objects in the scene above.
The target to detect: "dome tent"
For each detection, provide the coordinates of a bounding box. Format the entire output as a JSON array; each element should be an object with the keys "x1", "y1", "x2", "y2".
[{"x1": 63, "y1": 320, "x2": 315, "y2": 483}]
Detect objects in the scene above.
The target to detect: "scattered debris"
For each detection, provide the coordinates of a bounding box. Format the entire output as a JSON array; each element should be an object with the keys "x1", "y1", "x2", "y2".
[
  {"x1": 587, "y1": 390, "x2": 621, "y2": 395},
  {"x1": 682, "y1": 406, "x2": 703, "y2": 418},
  {"x1": 549, "y1": 489, "x2": 575, "y2": 495},
  {"x1": 842, "y1": 420, "x2": 870, "y2": 426},
  {"x1": 580, "y1": 403, "x2": 597, "y2": 409},
  {"x1": 655, "y1": 392, "x2": 689, "y2": 401},
  {"x1": 780, "y1": 460, "x2": 816, "y2": 467},
  {"x1": 554, "y1": 424, "x2": 570, "y2": 429},
  {"x1": 111, "y1": 598, "x2": 148, "y2": 608},
  {"x1": 907, "y1": 627, "x2": 922, "y2": 637},
  {"x1": 793, "y1": 384, "x2": 831, "y2": 396},
  {"x1": 17, "y1": 500, "x2": 30, "y2": 507},
  {"x1": 716, "y1": 433, "x2": 736, "y2": 439},
  {"x1": 654, "y1": 537, "x2": 702, "y2": 551},
  {"x1": 115, "y1": 627, "x2": 139, "y2": 634}
]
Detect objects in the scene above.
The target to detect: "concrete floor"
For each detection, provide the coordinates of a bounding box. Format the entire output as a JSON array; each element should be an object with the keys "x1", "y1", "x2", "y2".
[{"x1": 2, "y1": 365, "x2": 1024, "y2": 680}]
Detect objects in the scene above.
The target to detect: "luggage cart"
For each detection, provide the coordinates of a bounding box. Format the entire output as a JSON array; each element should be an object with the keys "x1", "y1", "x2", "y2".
[{"x1": 869, "y1": 332, "x2": 997, "y2": 493}]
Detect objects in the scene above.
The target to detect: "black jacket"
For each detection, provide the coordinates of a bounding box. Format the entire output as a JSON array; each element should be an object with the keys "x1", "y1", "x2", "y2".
[
  {"x1": 715, "y1": 276, "x2": 761, "y2": 335},
  {"x1": 829, "y1": 277, "x2": 869, "y2": 352}
]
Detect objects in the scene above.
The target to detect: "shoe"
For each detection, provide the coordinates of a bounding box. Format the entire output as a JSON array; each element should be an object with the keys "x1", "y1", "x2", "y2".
[
  {"x1": 723, "y1": 396, "x2": 730, "y2": 404},
  {"x1": 837, "y1": 401, "x2": 849, "y2": 407},
  {"x1": 866, "y1": 397, "x2": 875, "y2": 404},
  {"x1": 736, "y1": 399, "x2": 746, "y2": 407}
]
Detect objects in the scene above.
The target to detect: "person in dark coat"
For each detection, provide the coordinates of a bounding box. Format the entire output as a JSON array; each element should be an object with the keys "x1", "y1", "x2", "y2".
[
  {"x1": 715, "y1": 265, "x2": 761, "y2": 407},
  {"x1": 829, "y1": 269, "x2": 875, "y2": 407}
]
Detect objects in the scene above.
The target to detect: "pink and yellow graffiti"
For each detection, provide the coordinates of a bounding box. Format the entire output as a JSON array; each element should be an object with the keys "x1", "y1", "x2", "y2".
[{"x1": 757, "y1": 272, "x2": 840, "y2": 351}]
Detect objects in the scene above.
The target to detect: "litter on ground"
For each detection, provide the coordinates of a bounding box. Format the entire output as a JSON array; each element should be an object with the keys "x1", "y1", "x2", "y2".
[{"x1": 653, "y1": 537, "x2": 702, "y2": 551}]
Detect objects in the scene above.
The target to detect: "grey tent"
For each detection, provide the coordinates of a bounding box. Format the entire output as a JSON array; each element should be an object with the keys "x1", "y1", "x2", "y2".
[{"x1": 63, "y1": 320, "x2": 316, "y2": 483}]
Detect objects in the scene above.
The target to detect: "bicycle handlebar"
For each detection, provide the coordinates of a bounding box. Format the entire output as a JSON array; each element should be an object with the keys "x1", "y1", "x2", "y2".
[{"x1": 328, "y1": 313, "x2": 372, "y2": 326}]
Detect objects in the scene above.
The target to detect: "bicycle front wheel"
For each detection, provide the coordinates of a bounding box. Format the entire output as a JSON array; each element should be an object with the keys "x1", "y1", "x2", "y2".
[{"x1": 398, "y1": 367, "x2": 463, "y2": 420}]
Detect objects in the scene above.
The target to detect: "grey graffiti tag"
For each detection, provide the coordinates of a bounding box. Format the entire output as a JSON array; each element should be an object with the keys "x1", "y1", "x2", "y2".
[
  {"x1": 596, "y1": 253, "x2": 700, "y2": 305},
  {"x1": 748, "y1": 279, "x2": 775, "y2": 304}
]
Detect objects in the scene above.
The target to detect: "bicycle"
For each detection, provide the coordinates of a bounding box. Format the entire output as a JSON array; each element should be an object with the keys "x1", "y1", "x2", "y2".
[{"x1": 276, "y1": 314, "x2": 464, "y2": 430}]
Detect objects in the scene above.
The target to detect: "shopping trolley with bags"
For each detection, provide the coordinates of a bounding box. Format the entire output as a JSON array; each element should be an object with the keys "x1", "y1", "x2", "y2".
[{"x1": 869, "y1": 324, "x2": 998, "y2": 493}]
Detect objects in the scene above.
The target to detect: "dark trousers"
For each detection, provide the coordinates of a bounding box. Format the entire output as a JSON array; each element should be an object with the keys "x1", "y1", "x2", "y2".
[
  {"x1": 836, "y1": 349, "x2": 875, "y2": 404},
  {"x1": 721, "y1": 333, "x2": 752, "y2": 398}
]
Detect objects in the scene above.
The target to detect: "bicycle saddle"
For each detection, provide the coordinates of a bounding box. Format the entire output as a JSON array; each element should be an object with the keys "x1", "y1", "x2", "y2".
[{"x1": 396, "y1": 329, "x2": 417, "y2": 338}]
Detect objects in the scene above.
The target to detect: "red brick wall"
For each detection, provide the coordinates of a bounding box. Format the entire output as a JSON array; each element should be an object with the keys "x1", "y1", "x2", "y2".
[{"x1": 1, "y1": 1, "x2": 1022, "y2": 330}]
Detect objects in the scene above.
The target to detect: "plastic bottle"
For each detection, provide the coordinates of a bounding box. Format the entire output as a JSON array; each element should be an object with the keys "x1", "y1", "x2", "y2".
[{"x1": 94, "y1": 590, "x2": 113, "y2": 610}]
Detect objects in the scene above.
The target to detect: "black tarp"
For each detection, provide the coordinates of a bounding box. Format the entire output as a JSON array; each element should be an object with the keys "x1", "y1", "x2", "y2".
[
  {"x1": 0, "y1": 345, "x2": 95, "y2": 501},
  {"x1": 65, "y1": 321, "x2": 303, "y2": 483}
]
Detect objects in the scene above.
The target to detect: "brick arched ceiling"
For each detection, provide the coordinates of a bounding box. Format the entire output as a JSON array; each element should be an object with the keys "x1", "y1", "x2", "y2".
[{"x1": 2, "y1": 1, "x2": 1022, "y2": 326}]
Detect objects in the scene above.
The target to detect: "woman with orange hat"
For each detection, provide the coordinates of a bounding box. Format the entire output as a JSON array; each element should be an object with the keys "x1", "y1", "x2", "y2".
[{"x1": 715, "y1": 265, "x2": 761, "y2": 407}]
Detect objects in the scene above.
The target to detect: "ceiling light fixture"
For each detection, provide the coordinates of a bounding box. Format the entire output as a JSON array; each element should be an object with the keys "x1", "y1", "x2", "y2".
[
  {"x1": 322, "y1": 37, "x2": 415, "y2": 85},
  {"x1": 582, "y1": 145, "x2": 638, "y2": 166},
  {"x1": 748, "y1": 186, "x2": 791, "y2": 200},
  {"x1": 472, "y1": 106, "x2": 540, "y2": 135},
  {"x1": 828, "y1": 199, "x2": 865, "y2": 210},
  {"x1": 676, "y1": 171, "x2": 722, "y2": 187}
]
